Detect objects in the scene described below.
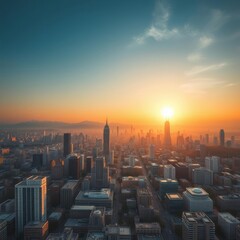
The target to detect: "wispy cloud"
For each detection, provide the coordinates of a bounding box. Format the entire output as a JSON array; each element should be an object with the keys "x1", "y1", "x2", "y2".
[
  {"x1": 199, "y1": 36, "x2": 214, "y2": 48},
  {"x1": 207, "y1": 9, "x2": 230, "y2": 32},
  {"x1": 186, "y1": 62, "x2": 227, "y2": 76},
  {"x1": 187, "y1": 52, "x2": 202, "y2": 62},
  {"x1": 180, "y1": 78, "x2": 225, "y2": 94},
  {"x1": 133, "y1": 0, "x2": 179, "y2": 45}
]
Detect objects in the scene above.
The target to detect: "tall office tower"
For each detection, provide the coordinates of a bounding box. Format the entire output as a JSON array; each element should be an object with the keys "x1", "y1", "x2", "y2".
[
  {"x1": 218, "y1": 212, "x2": 240, "y2": 240},
  {"x1": 91, "y1": 157, "x2": 109, "y2": 189},
  {"x1": 164, "y1": 164, "x2": 176, "y2": 179},
  {"x1": 68, "y1": 155, "x2": 80, "y2": 179},
  {"x1": 109, "y1": 150, "x2": 114, "y2": 164},
  {"x1": 117, "y1": 126, "x2": 119, "y2": 137},
  {"x1": 15, "y1": 176, "x2": 47, "y2": 239},
  {"x1": 63, "y1": 133, "x2": 71, "y2": 157},
  {"x1": 205, "y1": 156, "x2": 220, "y2": 173},
  {"x1": 85, "y1": 156, "x2": 93, "y2": 174},
  {"x1": 182, "y1": 212, "x2": 215, "y2": 240},
  {"x1": 219, "y1": 129, "x2": 225, "y2": 147},
  {"x1": 164, "y1": 120, "x2": 171, "y2": 149},
  {"x1": 79, "y1": 154, "x2": 84, "y2": 172},
  {"x1": 103, "y1": 120, "x2": 110, "y2": 159},
  {"x1": 193, "y1": 167, "x2": 213, "y2": 185},
  {"x1": 0, "y1": 220, "x2": 7, "y2": 240},
  {"x1": 32, "y1": 153, "x2": 43, "y2": 170},
  {"x1": 51, "y1": 159, "x2": 64, "y2": 179},
  {"x1": 149, "y1": 144, "x2": 155, "y2": 160},
  {"x1": 183, "y1": 188, "x2": 213, "y2": 212},
  {"x1": 205, "y1": 134, "x2": 209, "y2": 144}
]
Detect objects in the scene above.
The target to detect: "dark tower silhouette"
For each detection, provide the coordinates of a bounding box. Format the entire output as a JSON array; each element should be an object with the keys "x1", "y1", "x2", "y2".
[
  {"x1": 219, "y1": 129, "x2": 225, "y2": 147},
  {"x1": 63, "y1": 133, "x2": 71, "y2": 157},
  {"x1": 164, "y1": 120, "x2": 172, "y2": 149},
  {"x1": 103, "y1": 119, "x2": 110, "y2": 159},
  {"x1": 68, "y1": 155, "x2": 80, "y2": 179}
]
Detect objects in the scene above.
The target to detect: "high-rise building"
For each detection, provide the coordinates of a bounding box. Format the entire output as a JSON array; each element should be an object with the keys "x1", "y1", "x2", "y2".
[
  {"x1": 103, "y1": 120, "x2": 110, "y2": 159},
  {"x1": 91, "y1": 157, "x2": 109, "y2": 189},
  {"x1": 32, "y1": 153, "x2": 43, "y2": 170},
  {"x1": 205, "y1": 156, "x2": 220, "y2": 173},
  {"x1": 24, "y1": 221, "x2": 49, "y2": 240},
  {"x1": 164, "y1": 164, "x2": 176, "y2": 179},
  {"x1": 182, "y1": 212, "x2": 215, "y2": 240},
  {"x1": 85, "y1": 156, "x2": 93, "y2": 174},
  {"x1": 183, "y1": 188, "x2": 213, "y2": 213},
  {"x1": 218, "y1": 212, "x2": 240, "y2": 240},
  {"x1": 219, "y1": 129, "x2": 225, "y2": 147},
  {"x1": 60, "y1": 180, "x2": 79, "y2": 209},
  {"x1": 192, "y1": 167, "x2": 213, "y2": 185},
  {"x1": 68, "y1": 155, "x2": 81, "y2": 179},
  {"x1": 63, "y1": 133, "x2": 71, "y2": 157},
  {"x1": 15, "y1": 176, "x2": 47, "y2": 239},
  {"x1": 149, "y1": 144, "x2": 155, "y2": 160},
  {"x1": 0, "y1": 220, "x2": 7, "y2": 240},
  {"x1": 164, "y1": 120, "x2": 171, "y2": 149}
]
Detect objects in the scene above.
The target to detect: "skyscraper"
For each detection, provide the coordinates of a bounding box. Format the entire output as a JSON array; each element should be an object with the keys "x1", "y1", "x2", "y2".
[
  {"x1": 68, "y1": 155, "x2": 81, "y2": 179},
  {"x1": 164, "y1": 120, "x2": 171, "y2": 149},
  {"x1": 15, "y1": 176, "x2": 47, "y2": 239},
  {"x1": 182, "y1": 212, "x2": 215, "y2": 240},
  {"x1": 91, "y1": 157, "x2": 109, "y2": 189},
  {"x1": 63, "y1": 133, "x2": 71, "y2": 157},
  {"x1": 219, "y1": 129, "x2": 225, "y2": 147},
  {"x1": 205, "y1": 156, "x2": 219, "y2": 173},
  {"x1": 103, "y1": 120, "x2": 110, "y2": 159}
]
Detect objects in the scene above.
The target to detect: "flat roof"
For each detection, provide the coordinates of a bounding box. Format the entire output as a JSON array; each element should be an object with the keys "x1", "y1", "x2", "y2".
[
  {"x1": 186, "y1": 187, "x2": 208, "y2": 196},
  {"x1": 137, "y1": 234, "x2": 162, "y2": 240},
  {"x1": 71, "y1": 205, "x2": 95, "y2": 211},
  {"x1": 86, "y1": 231, "x2": 105, "y2": 240},
  {"x1": 136, "y1": 223, "x2": 161, "y2": 229},
  {"x1": 166, "y1": 193, "x2": 183, "y2": 200},
  {"x1": 183, "y1": 212, "x2": 213, "y2": 224},
  {"x1": 76, "y1": 189, "x2": 111, "y2": 200},
  {"x1": 64, "y1": 218, "x2": 89, "y2": 227},
  {"x1": 62, "y1": 181, "x2": 78, "y2": 190},
  {"x1": 48, "y1": 212, "x2": 62, "y2": 221},
  {"x1": 119, "y1": 227, "x2": 131, "y2": 235},
  {"x1": 219, "y1": 212, "x2": 240, "y2": 223},
  {"x1": 25, "y1": 221, "x2": 47, "y2": 228}
]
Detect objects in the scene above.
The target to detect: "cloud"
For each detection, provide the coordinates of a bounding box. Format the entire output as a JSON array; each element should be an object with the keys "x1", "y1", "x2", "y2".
[
  {"x1": 199, "y1": 36, "x2": 214, "y2": 48},
  {"x1": 187, "y1": 52, "x2": 202, "y2": 62},
  {"x1": 133, "y1": 0, "x2": 180, "y2": 45},
  {"x1": 180, "y1": 78, "x2": 225, "y2": 94},
  {"x1": 207, "y1": 9, "x2": 230, "y2": 32},
  {"x1": 186, "y1": 62, "x2": 226, "y2": 76}
]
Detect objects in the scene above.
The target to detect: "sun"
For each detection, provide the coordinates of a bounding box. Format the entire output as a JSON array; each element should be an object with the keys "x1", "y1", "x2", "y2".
[{"x1": 161, "y1": 107, "x2": 174, "y2": 119}]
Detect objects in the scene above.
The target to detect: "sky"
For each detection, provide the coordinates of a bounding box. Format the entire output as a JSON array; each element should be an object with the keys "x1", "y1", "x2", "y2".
[{"x1": 1, "y1": 0, "x2": 240, "y2": 129}]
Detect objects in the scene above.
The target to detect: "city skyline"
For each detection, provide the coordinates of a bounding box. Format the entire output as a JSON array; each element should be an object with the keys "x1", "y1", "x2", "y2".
[{"x1": 1, "y1": 0, "x2": 240, "y2": 128}]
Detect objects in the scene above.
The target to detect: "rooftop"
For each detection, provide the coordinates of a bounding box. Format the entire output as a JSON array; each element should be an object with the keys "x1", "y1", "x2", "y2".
[
  {"x1": 71, "y1": 205, "x2": 95, "y2": 211},
  {"x1": 218, "y1": 212, "x2": 240, "y2": 224},
  {"x1": 61, "y1": 181, "x2": 78, "y2": 190},
  {"x1": 84, "y1": 189, "x2": 110, "y2": 199},
  {"x1": 183, "y1": 212, "x2": 214, "y2": 224},
  {"x1": 65, "y1": 218, "x2": 89, "y2": 228},
  {"x1": 86, "y1": 231, "x2": 105, "y2": 240},
  {"x1": 25, "y1": 221, "x2": 48, "y2": 228},
  {"x1": 166, "y1": 193, "x2": 183, "y2": 200},
  {"x1": 136, "y1": 222, "x2": 161, "y2": 230},
  {"x1": 48, "y1": 212, "x2": 62, "y2": 221},
  {"x1": 137, "y1": 234, "x2": 162, "y2": 240},
  {"x1": 186, "y1": 187, "x2": 208, "y2": 196}
]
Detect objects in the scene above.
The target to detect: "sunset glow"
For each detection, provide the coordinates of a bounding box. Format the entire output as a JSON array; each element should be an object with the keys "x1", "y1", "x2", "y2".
[
  {"x1": 162, "y1": 107, "x2": 174, "y2": 120},
  {"x1": 0, "y1": 0, "x2": 240, "y2": 130}
]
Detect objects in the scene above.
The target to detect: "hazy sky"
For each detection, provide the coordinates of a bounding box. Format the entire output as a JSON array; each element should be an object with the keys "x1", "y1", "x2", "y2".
[{"x1": 1, "y1": 0, "x2": 240, "y2": 127}]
